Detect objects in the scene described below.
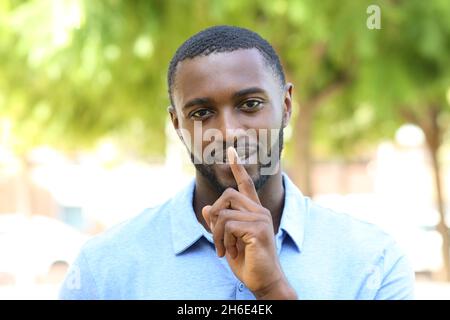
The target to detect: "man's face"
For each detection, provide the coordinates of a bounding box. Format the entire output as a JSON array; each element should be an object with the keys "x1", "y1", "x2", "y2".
[{"x1": 170, "y1": 48, "x2": 292, "y2": 193}]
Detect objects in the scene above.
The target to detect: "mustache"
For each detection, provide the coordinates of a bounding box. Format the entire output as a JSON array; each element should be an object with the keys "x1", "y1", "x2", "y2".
[
  {"x1": 190, "y1": 128, "x2": 284, "y2": 175},
  {"x1": 204, "y1": 140, "x2": 260, "y2": 163},
  {"x1": 211, "y1": 146, "x2": 258, "y2": 163}
]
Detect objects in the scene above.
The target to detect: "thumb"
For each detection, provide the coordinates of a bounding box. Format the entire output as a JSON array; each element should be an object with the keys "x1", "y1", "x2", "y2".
[{"x1": 202, "y1": 205, "x2": 212, "y2": 230}]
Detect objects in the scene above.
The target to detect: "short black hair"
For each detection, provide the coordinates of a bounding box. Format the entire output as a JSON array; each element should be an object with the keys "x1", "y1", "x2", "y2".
[{"x1": 167, "y1": 25, "x2": 286, "y2": 107}]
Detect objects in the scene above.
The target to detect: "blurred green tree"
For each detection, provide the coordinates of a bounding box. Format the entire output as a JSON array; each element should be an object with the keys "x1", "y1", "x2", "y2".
[
  {"x1": 308, "y1": 0, "x2": 450, "y2": 280},
  {"x1": 1, "y1": 0, "x2": 449, "y2": 278}
]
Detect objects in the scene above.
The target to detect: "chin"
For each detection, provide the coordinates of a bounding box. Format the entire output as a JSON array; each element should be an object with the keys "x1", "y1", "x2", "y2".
[{"x1": 212, "y1": 163, "x2": 260, "y2": 188}]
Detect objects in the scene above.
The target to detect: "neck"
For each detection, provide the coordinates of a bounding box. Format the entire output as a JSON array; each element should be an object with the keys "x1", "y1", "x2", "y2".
[{"x1": 193, "y1": 169, "x2": 285, "y2": 234}]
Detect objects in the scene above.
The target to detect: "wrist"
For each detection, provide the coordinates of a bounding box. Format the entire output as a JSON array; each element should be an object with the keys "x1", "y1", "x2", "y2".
[{"x1": 254, "y1": 277, "x2": 298, "y2": 300}]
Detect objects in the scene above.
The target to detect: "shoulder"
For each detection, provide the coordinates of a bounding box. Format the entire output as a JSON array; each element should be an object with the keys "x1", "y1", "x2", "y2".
[
  {"x1": 307, "y1": 200, "x2": 398, "y2": 254},
  {"x1": 304, "y1": 199, "x2": 412, "y2": 275},
  {"x1": 81, "y1": 198, "x2": 174, "y2": 259},
  {"x1": 305, "y1": 200, "x2": 414, "y2": 299},
  {"x1": 59, "y1": 197, "x2": 177, "y2": 300}
]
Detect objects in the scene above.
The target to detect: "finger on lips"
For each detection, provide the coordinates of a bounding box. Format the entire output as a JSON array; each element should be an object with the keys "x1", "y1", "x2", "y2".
[
  {"x1": 227, "y1": 146, "x2": 261, "y2": 205},
  {"x1": 202, "y1": 146, "x2": 268, "y2": 258}
]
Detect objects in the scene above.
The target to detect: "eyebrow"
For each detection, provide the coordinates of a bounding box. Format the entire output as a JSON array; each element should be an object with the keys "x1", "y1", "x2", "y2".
[
  {"x1": 232, "y1": 87, "x2": 267, "y2": 100},
  {"x1": 182, "y1": 87, "x2": 267, "y2": 111},
  {"x1": 182, "y1": 97, "x2": 212, "y2": 111}
]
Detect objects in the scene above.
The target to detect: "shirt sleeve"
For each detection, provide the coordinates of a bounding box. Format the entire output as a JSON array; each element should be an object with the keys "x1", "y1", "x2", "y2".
[
  {"x1": 59, "y1": 250, "x2": 99, "y2": 300},
  {"x1": 374, "y1": 241, "x2": 415, "y2": 300}
]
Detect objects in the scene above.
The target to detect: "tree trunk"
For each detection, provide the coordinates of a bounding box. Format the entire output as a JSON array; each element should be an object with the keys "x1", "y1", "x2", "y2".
[
  {"x1": 291, "y1": 75, "x2": 349, "y2": 197},
  {"x1": 417, "y1": 105, "x2": 450, "y2": 281},
  {"x1": 401, "y1": 105, "x2": 450, "y2": 281},
  {"x1": 428, "y1": 142, "x2": 450, "y2": 281}
]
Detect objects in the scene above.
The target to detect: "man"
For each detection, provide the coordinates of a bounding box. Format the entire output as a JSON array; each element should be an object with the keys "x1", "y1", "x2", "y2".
[{"x1": 60, "y1": 25, "x2": 415, "y2": 299}]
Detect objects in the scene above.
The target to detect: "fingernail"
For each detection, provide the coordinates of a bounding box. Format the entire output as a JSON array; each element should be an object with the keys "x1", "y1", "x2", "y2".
[{"x1": 227, "y1": 146, "x2": 239, "y2": 164}]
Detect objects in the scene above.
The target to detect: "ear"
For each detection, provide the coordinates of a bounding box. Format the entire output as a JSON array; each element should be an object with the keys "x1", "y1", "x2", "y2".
[
  {"x1": 281, "y1": 82, "x2": 293, "y2": 128},
  {"x1": 168, "y1": 105, "x2": 183, "y2": 141},
  {"x1": 168, "y1": 105, "x2": 178, "y2": 129}
]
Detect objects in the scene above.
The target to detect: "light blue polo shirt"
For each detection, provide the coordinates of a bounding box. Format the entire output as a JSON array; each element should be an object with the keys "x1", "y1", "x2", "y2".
[{"x1": 59, "y1": 173, "x2": 415, "y2": 299}]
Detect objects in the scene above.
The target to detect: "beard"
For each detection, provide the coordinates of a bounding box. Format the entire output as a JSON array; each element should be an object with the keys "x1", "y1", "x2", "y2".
[{"x1": 189, "y1": 127, "x2": 284, "y2": 194}]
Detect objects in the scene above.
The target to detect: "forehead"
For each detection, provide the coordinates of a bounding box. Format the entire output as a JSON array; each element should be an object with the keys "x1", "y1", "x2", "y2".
[{"x1": 172, "y1": 49, "x2": 278, "y2": 107}]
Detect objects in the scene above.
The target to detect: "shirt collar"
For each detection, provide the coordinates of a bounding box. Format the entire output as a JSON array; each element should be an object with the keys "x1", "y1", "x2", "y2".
[
  {"x1": 169, "y1": 173, "x2": 308, "y2": 255},
  {"x1": 278, "y1": 173, "x2": 308, "y2": 252},
  {"x1": 169, "y1": 179, "x2": 205, "y2": 255}
]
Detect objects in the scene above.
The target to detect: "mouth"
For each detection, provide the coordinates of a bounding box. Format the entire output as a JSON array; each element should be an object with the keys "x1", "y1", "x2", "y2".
[{"x1": 208, "y1": 146, "x2": 258, "y2": 164}]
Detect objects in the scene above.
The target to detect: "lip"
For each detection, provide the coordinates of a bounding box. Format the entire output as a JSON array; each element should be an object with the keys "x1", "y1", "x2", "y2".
[
  {"x1": 234, "y1": 147, "x2": 257, "y2": 160},
  {"x1": 208, "y1": 146, "x2": 258, "y2": 163}
]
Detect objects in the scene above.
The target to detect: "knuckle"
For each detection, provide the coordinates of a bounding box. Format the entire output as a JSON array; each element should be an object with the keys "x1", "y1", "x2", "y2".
[
  {"x1": 224, "y1": 220, "x2": 235, "y2": 233},
  {"x1": 218, "y1": 208, "x2": 229, "y2": 216},
  {"x1": 224, "y1": 188, "x2": 235, "y2": 197},
  {"x1": 259, "y1": 208, "x2": 271, "y2": 219},
  {"x1": 217, "y1": 209, "x2": 229, "y2": 223},
  {"x1": 255, "y1": 222, "x2": 265, "y2": 233},
  {"x1": 209, "y1": 206, "x2": 218, "y2": 219},
  {"x1": 261, "y1": 216, "x2": 271, "y2": 226}
]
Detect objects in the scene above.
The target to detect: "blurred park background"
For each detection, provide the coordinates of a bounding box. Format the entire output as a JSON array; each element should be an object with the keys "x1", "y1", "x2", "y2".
[{"x1": 0, "y1": 0, "x2": 450, "y2": 299}]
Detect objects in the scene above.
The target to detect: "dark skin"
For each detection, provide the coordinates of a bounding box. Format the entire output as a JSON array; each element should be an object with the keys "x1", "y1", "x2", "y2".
[{"x1": 169, "y1": 48, "x2": 296, "y2": 299}]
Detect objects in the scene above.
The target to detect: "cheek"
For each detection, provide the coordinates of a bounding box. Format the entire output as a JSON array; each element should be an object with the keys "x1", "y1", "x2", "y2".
[
  {"x1": 176, "y1": 123, "x2": 196, "y2": 152},
  {"x1": 256, "y1": 129, "x2": 280, "y2": 154},
  {"x1": 251, "y1": 103, "x2": 283, "y2": 128},
  {"x1": 254, "y1": 114, "x2": 283, "y2": 151},
  {"x1": 268, "y1": 103, "x2": 284, "y2": 127},
  {"x1": 250, "y1": 106, "x2": 283, "y2": 134}
]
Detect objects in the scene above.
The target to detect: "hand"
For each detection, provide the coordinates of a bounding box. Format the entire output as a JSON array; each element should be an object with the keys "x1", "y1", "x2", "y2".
[{"x1": 202, "y1": 147, "x2": 297, "y2": 299}]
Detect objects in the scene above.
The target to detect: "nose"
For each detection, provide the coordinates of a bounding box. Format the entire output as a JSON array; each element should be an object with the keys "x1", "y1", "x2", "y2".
[{"x1": 217, "y1": 107, "x2": 243, "y2": 141}]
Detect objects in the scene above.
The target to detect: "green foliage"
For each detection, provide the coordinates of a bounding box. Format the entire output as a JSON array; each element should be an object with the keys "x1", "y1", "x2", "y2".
[{"x1": 0, "y1": 0, "x2": 449, "y2": 160}]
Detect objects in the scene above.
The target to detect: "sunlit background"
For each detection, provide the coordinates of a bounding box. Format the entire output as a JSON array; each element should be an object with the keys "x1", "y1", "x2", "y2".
[{"x1": 1, "y1": 0, "x2": 450, "y2": 299}]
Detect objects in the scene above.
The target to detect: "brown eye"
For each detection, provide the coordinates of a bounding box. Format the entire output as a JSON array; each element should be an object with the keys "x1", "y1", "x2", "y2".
[
  {"x1": 240, "y1": 100, "x2": 262, "y2": 111},
  {"x1": 190, "y1": 108, "x2": 213, "y2": 119}
]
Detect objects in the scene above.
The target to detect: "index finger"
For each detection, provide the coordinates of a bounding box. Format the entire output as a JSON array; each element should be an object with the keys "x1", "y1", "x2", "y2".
[{"x1": 227, "y1": 146, "x2": 261, "y2": 205}]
